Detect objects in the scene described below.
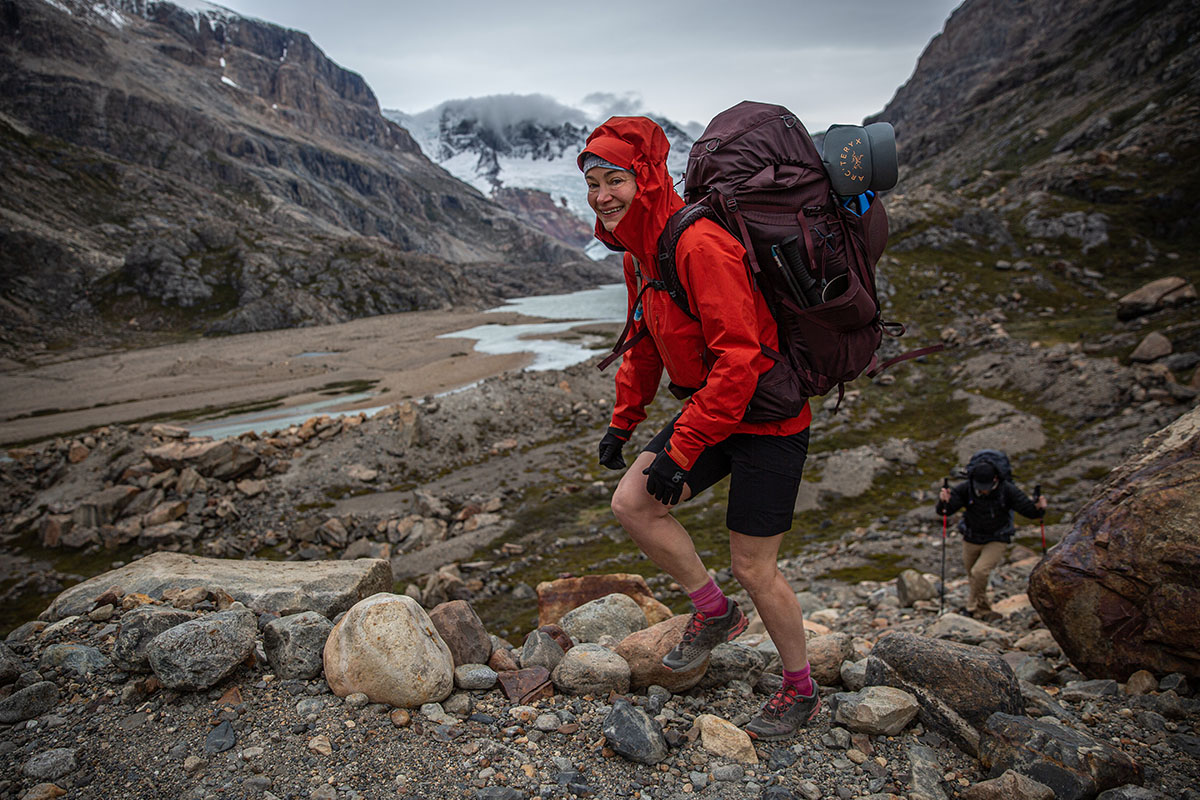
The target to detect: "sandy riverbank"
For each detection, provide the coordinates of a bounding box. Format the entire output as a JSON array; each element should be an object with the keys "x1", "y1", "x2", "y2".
[{"x1": 0, "y1": 308, "x2": 618, "y2": 446}]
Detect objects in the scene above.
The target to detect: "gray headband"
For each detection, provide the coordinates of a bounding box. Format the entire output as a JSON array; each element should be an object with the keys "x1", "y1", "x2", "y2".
[{"x1": 581, "y1": 152, "x2": 631, "y2": 174}]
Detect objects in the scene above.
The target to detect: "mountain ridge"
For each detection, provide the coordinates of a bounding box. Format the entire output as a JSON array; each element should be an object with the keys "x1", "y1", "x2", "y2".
[{"x1": 0, "y1": 0, "x2": 616, "y2": 358}]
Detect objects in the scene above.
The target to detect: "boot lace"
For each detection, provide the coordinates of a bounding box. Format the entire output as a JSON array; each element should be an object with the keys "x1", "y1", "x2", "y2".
[
  {"x1": 680, "y1": 611, "x2": 709, "y2": 644},
  {"x1": 764, "y1": 686, "x2": 799, "y2": 717}
]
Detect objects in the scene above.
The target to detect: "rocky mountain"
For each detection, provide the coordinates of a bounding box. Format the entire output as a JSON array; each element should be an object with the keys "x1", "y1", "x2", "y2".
[
  {"x1": 0, "y1": 0, "x2": 615, "y2": 358},
  {"x1": 861, "y1": 0, "x2": 1199, "y2": 401},
  {"x1": 386, "y1": 95, "x2": 696, "y2": 253},
  {"x1": 870, "y1": 0, "x2": 1199, "y2": 267}
]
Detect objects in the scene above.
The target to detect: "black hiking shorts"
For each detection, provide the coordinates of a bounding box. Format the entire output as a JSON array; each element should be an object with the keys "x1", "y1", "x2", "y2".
[{"x1": 643, "y1": 416, "x2": 809, "y2": 537}]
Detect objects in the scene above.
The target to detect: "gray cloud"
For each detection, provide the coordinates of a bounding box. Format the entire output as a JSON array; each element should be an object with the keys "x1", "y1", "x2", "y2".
[{"x1": 214, "y1": 0, "x2": 963, "y2": 130}]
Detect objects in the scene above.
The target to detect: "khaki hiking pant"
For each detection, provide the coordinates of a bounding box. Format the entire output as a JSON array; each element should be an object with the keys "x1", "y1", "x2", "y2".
[{"x1": 962, "y1": 540, "x2": 1007, "y2": 614}]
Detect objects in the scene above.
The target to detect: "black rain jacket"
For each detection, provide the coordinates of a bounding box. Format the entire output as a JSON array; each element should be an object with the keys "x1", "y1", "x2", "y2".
[{"x1": 935, "y1": 480, "x2": 1044, "y2": 544}]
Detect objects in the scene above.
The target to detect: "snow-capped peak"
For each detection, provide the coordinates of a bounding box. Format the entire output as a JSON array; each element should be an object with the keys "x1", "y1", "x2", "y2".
[{"x1": 385, "y1": 93, "x2": 694, "y2": 223}]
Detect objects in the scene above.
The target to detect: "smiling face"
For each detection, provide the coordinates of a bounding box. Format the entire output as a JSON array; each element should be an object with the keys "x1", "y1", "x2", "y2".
[{"x1": 585, "y1": 166, "x2": 637, "y2": 232}]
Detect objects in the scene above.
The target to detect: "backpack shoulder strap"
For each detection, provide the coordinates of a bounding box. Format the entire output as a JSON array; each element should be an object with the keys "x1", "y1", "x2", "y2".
[{"x1": 655, "y1": 202, "x2": 717, "y2": 322}]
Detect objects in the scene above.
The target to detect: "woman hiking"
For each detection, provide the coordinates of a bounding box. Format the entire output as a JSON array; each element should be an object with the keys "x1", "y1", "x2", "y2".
[{"x1": 580, "y1": 116, "x2": 819, "y2": 740}]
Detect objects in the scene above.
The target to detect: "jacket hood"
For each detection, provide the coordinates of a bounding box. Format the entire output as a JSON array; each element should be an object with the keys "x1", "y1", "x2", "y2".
[{"x1": 579, "y1": 116, "x2": 684, "y2": 272}]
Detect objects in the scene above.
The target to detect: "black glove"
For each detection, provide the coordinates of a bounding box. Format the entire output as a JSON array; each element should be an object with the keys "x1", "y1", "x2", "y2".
[
  {"x1": 643, "y1": 449, "x2": 689, "y2": 505},
  {"x1": 598, "y1": 427, "x2": 631, "y2": 470}
]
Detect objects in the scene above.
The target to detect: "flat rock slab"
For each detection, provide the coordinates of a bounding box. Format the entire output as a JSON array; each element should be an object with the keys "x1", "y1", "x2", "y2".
[{"x1": 39, "y1": 552, "x2": 392, "y2": 621}]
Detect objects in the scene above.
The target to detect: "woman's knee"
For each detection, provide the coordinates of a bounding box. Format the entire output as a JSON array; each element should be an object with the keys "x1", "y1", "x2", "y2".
[
  {"x1": 611, "y1": 477, "x2": 657, "y2": 527},
  {"x1": 730, "y1": 556, "x2": 777, "y2": 593}
]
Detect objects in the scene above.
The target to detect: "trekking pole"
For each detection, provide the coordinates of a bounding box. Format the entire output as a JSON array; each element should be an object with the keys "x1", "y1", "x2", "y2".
[
  {"x1": 1034, "y1": 484, "x2": 1045, "y2": 554},
  {"x1": 940, "y1": 478, "x2": 948, "y2": 615}
]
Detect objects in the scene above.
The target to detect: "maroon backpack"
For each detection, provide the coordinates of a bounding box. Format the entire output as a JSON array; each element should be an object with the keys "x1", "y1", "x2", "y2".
[{"x1": 647, "y1": 100, "x2": 940, "y2": 419}]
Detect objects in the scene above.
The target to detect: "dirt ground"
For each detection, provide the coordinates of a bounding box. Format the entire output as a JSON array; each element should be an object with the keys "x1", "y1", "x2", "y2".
[{"x1": 0, "y1": 309, "x2": 605, "y2": 446}]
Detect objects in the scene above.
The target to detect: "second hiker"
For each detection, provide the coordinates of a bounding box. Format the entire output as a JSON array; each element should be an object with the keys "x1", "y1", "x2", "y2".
[
  {"x1": 936, "y1": 450, "x2": 1048, "y2": 620},
  {"x1": 581, "y1": 116, "x2": 819, "y2": 740}
]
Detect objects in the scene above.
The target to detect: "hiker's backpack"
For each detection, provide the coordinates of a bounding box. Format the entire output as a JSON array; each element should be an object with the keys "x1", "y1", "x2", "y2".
[
  {"x1": 649, "y1": 101, "x2": 940, "y2": 419},
  {"x1": 966, "y1": 449, "x2": 1014, "y2": 483}
]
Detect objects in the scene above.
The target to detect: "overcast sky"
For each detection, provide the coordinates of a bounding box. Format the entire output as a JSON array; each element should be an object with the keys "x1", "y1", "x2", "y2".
[{"x1": 213, "y1": 0, "x2": 963, "y2": 131}]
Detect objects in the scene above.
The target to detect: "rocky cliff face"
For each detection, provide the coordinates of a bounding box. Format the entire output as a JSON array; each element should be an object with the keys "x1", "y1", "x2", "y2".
[
  {"x1": 866, "y1": 0, "x2": 1199, "y2": 386},
  {"x1": 0, "y1": 0, "x2": 614, "y2": 355}
]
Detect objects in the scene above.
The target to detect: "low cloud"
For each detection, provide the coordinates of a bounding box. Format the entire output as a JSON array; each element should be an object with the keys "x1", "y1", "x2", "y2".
[{"x1": 580, "y1": 91, "x2": 645, "y2": 119}]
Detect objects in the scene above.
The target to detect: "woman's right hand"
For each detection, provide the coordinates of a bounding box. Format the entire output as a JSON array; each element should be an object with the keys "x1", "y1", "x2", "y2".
[
  {"x1": 939, "y1": 487, "x2": 952, "y2": 503},
  {"x1": 598, "y1": 427, "x2": 631, "y2": 470}
]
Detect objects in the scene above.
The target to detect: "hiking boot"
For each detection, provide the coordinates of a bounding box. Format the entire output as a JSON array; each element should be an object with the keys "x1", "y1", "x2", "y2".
[
  {"x1": 661, "y1": 600, "x2": 748, "y2": 672},
  {"x1": 745, "y1": 683, "x2": 822, "y2": 741}
]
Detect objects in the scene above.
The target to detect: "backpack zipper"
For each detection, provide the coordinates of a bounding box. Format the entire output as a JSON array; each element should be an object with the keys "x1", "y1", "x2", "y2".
[{"x1": 697, "y1": 113, "x2": 797, "y2": 154}]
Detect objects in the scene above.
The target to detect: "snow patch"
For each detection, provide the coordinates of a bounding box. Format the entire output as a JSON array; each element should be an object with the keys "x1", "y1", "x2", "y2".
[
  {"x1": 40, "y1": 0, "x2": 72, "y2": 14},
  {"x1": 219, "y1": 56, "x2": 226, "y2": 67},
  {"x1": 220, "y1": 75, "x2": 239, "y2": 88},
  {"x1": 92, "y1": 3, "x2": 126, "y2": 27}
]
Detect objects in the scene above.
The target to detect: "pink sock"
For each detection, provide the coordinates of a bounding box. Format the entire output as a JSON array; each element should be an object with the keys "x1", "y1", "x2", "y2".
[
  {"x1": 688, "y1": 577, "x2": 728, "y2": 617},
  {"x1": 783, "y1": 663, "x2": 814, "y2": 696}
]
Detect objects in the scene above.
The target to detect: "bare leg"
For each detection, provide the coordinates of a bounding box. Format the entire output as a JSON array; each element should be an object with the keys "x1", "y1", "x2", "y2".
[
  {"x1": 611, "y1": 450, "x2": 710, "y2": 593},
  {"x1": 729, "y1": 531, "x2": 808, "y2": 672}
]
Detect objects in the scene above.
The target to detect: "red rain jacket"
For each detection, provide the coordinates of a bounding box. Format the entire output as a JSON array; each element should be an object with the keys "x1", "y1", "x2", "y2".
[{"x1": 580, "y1": 117, "x2": 810, "y2": 470}]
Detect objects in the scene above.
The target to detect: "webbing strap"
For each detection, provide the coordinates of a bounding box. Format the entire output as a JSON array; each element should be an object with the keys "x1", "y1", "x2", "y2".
[
  {"x1": 597, "y1": 280, "x2": 652, "y2": 371},
  {"x1": 729, "y1": 200, "x2": 763, "y2": 280},
  {"x1": 796, "y1": 211, "x2": 821, "y2": 284},
  {"x1": 866, "y1": 344, "x2": 946, "y2": 377}
]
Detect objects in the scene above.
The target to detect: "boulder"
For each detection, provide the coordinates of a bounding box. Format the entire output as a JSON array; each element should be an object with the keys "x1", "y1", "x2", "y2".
[
  {"x1": 1116, "y1": 276, "x2": 1195, "y2": 320},
  {"x1": 906, "y1": 743, "x2": 949, "y2": 800},
  {"x1": 146, "y1": 608, "x2": 258, "y2": 691},
  {"x1": 40, "y1": 552, "x2": 392, "y2": 621},
  {"x1": 38, "y1": 644, "x2": 108, "y2": 677},
  {"x1": 70, "y1": 485, "x2": 140, "y2": 528},
  {"x1": 866, "y1": 632, "x2": 1023, "y2": 757},
  {"x1": 806, "y1": 632, "x2": 856, "y2": 686},
  {"x1": 896, "y1": 569, "x2": 938, "y2": 606},
  {"x1": 926, "y1": 612, "x2": 1012, "y2": 646},
  {"x1": 427, "y1": 600, "x2": 492, "y2": 667},
  {"x1": 0, "y1": 681, "x2": 59, "y2": 723},
  {"x1": 551, "y1": 643, "x2": 630, "y2": 696},
  {"x1": 831, "y1": 686, "x2": 920, "y2": 735},
  {"x1": 1029, "y1": 406, "x2": 1200, "y2": 679},
  {"x1": 519, "y1": 630, "x2": 566, "y2": 672},
  {"x1": 454, "y1": 664, "x2": 497, "y2": 691},
  {"x1": 0, "y1": 643, "x2": 23, "y2": 684},
  {"x1": 693, "y1": 714, "x2": 758, "y2": 764},
  {"x1": 22, "y1": 749, "x2": 77, "y2": 782},
  {"x1": 698, "y1": 643, "x2": 766, "y2": 689},
  {"x1": 144, "y1": 438, "x2": 260, "y2": 481},
  {"x1": 536, "y1": 574, "x2": 672, "y2": 628},
  {"x1": 602, "y1": 697, "x2": 668, "y2": 765},
  {"x1": 558, "y1": 592, "x2": 648, "y2": 643},
  {"x1": 323, "y1": 593, "x2": 454, "y2": 708},
  {"x1": 964, "y1": 769, "x2": 1056, "y2": 800},
  {"x1": 263, "y1": 611, "x2": 334, "y2": 680},
  {"x1": 1129, "y1": 332, "x2": 1172, "y2": 363},
  {"x1": 614, "y1": 615, "x2": 708, "y2": 693},
  {"x1": 980, "y1": 713, "x2": 1143, "y2": 800}
]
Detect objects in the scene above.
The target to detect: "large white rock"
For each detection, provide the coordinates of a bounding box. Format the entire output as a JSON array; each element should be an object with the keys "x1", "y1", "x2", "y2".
[
  {"x1": 322, "y1": 593, "x2": 454, "y2": 709},
  {"x1": 559, "y1": 592, "x2": 648, "y2": 643},
  {"x1": 40, "y1": 552, "x2": 392, "y2": 621}
]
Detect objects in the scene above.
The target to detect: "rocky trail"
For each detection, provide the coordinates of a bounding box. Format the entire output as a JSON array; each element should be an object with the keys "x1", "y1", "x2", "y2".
[{"x1": 1, "y1": 270, "x2": 1198, "y2": 798}]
